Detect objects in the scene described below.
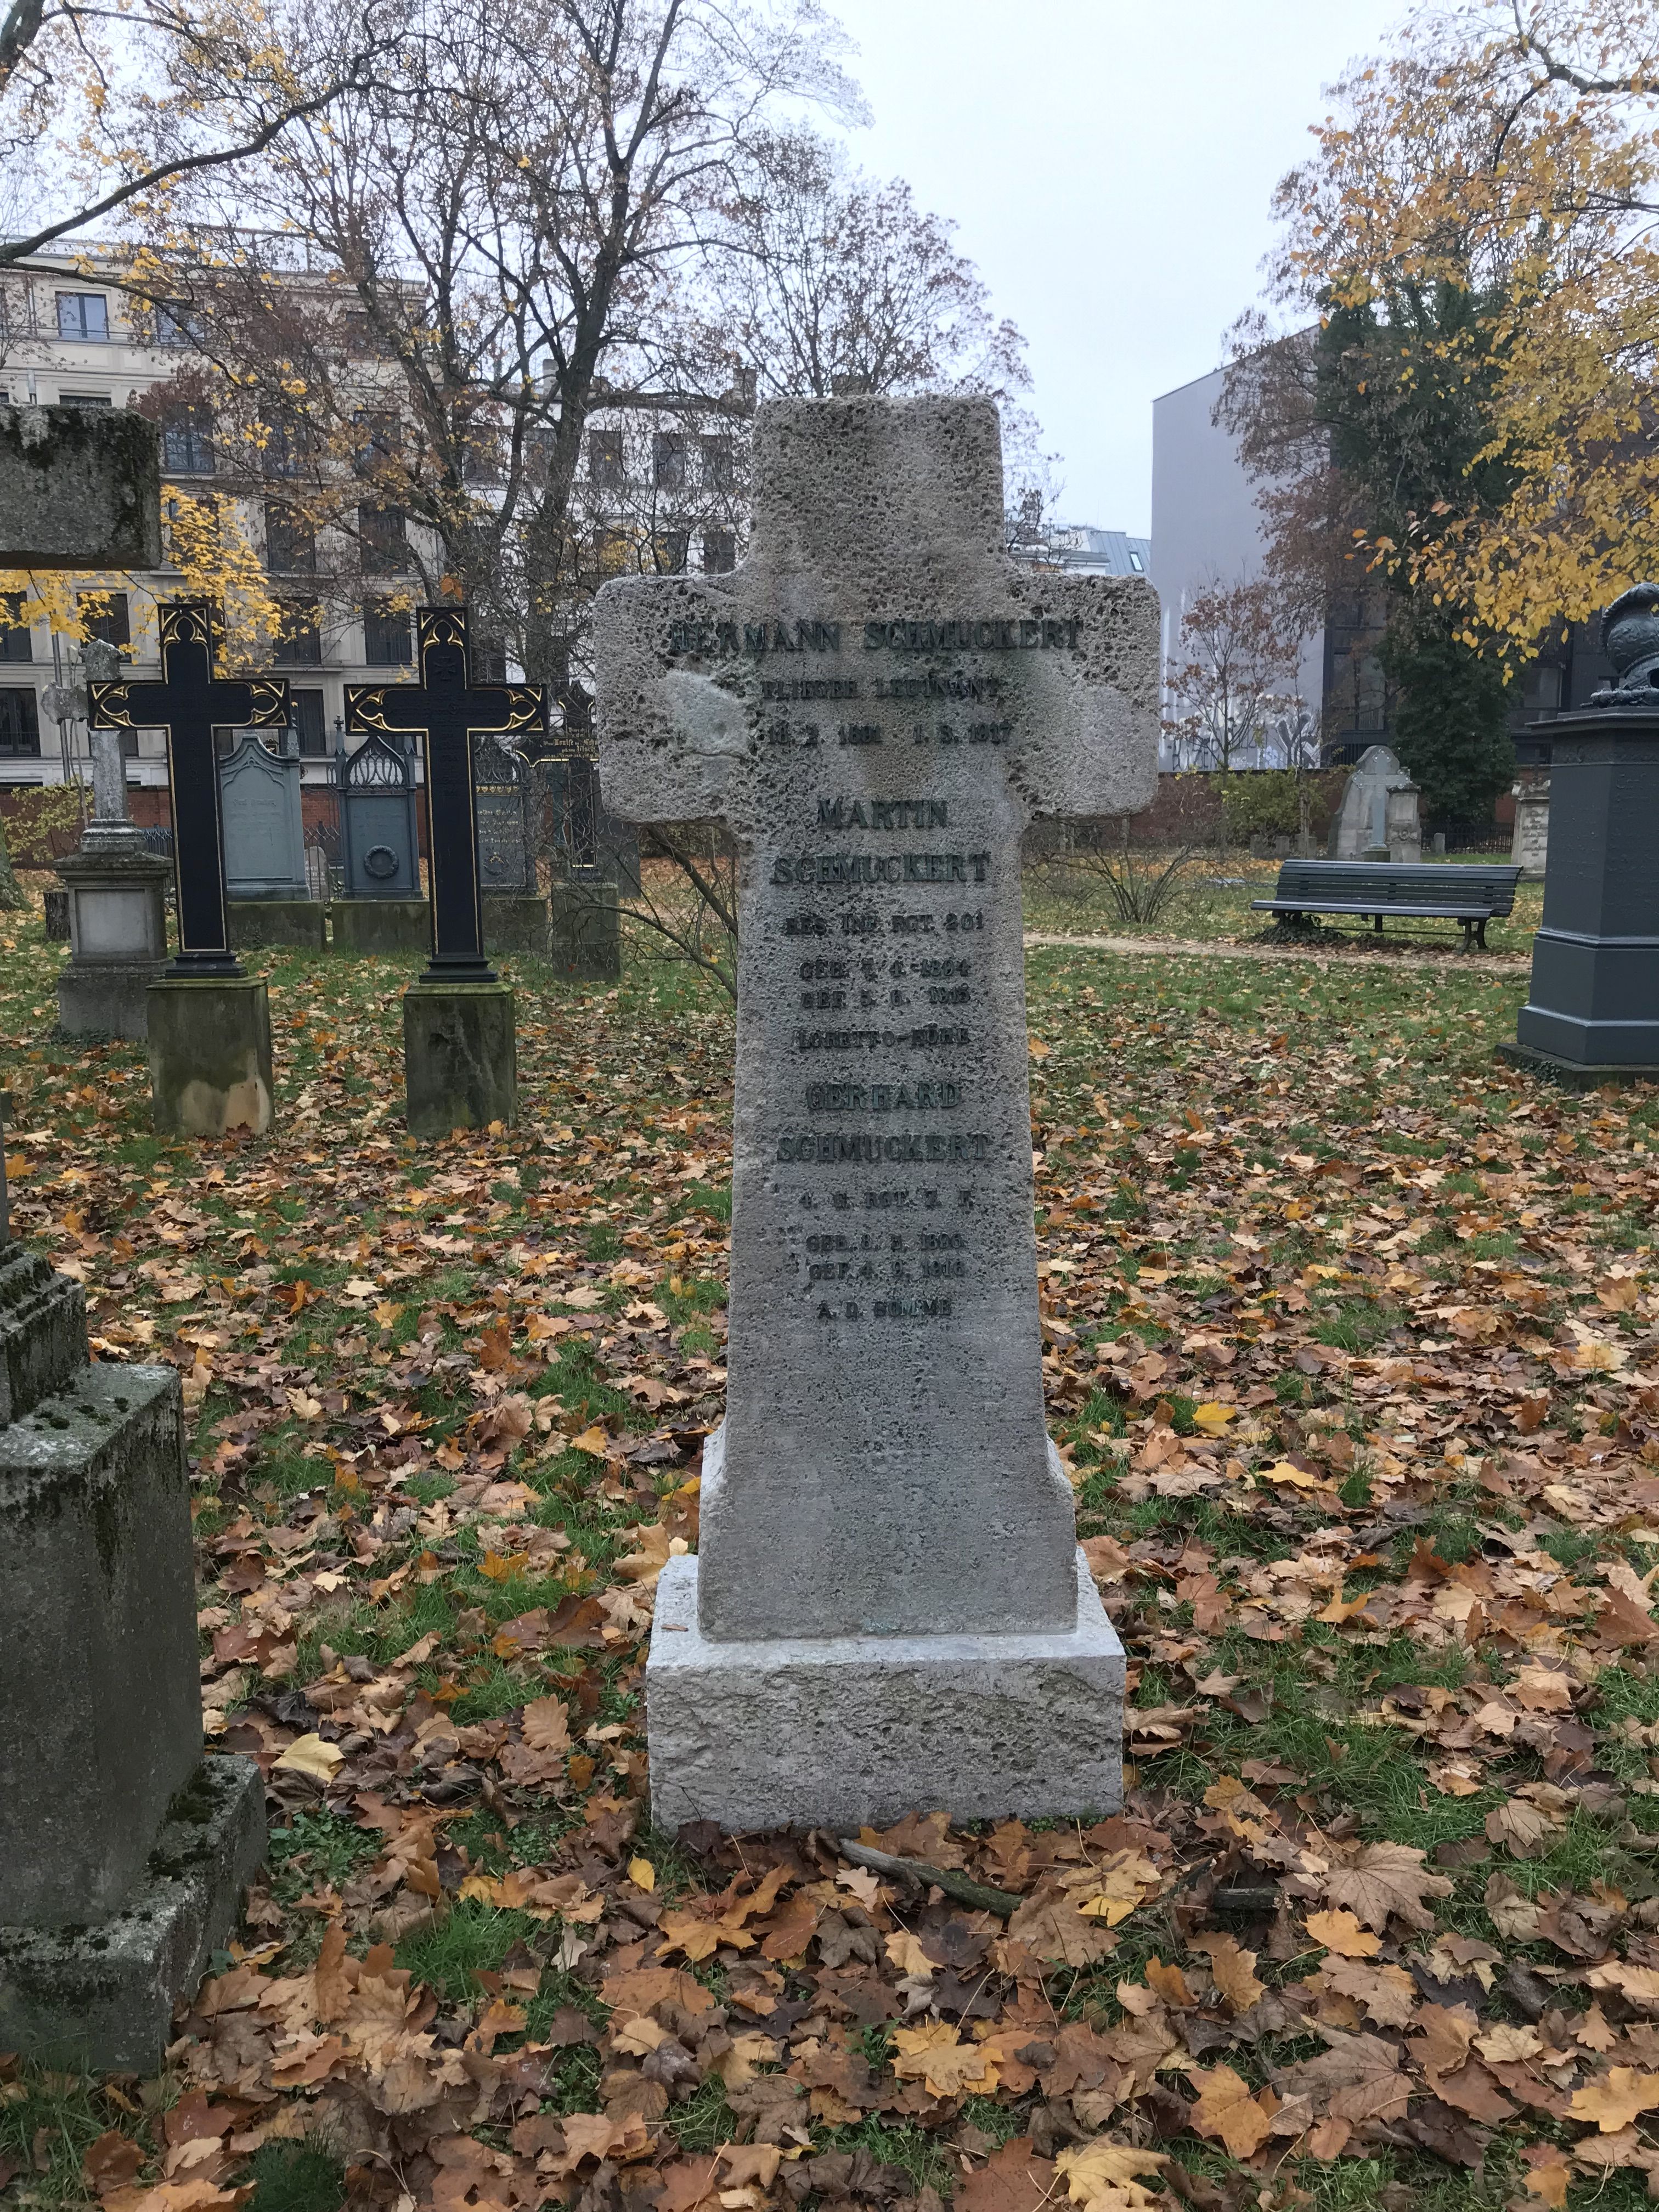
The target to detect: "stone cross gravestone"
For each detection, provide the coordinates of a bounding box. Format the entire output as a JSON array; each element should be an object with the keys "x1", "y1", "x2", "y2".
[
  {"x1": 219, "y1": 727, "x2": 308, "y2": 900},
  {"x1": 595, "y1": 395, "x2": 1159, "y2": 1831}
]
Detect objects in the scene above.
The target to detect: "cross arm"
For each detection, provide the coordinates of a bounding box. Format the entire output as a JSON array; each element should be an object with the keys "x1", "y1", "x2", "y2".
[
  {"x1": 469, "y1": 684, "x2": 547, "y2": 739},
  {"x1": 89, "y1": 680, "x2": 171, "y2": 731},
  {"x1": 1008, "y1": 576, "x2": 1161, "y2": 823},
  {"x1": 593, "y1": 577, "x2": 749, "y2": 830},
  {"x1": 345, "y1": 684, "x2": 433, "y2": 738}
]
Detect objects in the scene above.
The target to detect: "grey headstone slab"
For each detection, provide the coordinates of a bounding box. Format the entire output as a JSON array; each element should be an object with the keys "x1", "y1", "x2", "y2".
[
  {"x1": 0, "y1": 406, "x2": 161, "y2": 569},
  {"x1": 595, "y1": 396, "x2": 1158, "y2": 1652}
]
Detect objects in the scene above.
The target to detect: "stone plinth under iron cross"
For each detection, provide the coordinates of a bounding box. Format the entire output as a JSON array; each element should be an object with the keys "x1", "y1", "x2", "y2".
[{"x1": 595, "y1": 395, "x2": 1159, "y2": 1831}]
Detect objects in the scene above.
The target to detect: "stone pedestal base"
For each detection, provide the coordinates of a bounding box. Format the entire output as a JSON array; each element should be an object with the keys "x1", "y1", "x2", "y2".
[
  {"x1": 330, "y1": 898, "x2": 430, "y2": 955},
  {"x1": 404, "y1": 983, "x2": 516, "y2": 1136},
  {"x1": 551, "y1": 873, "x2": 620, "y2": 980},
  {"x1": 1497, "y1": 1040, "x2": 1659, "y2": 1087},
  {"x1": 55, "y1": 842, "x2": 173, "y2": 1037},
  {"x1": 0, "y1": 1755, "x2": 266, "y2": 2072},
  {"x1": 228, "y1": 898, "x2": 324, "y2": 950},
  {"x1": 646, "y1": 1549, "x2": 1124, "y2": 1833},
  {"x1": 483, "y1": 894, "x2": 549, "y2": 954},
  {"x1": 148, "y1": 976, "x2": 274, "y2": 1136}
]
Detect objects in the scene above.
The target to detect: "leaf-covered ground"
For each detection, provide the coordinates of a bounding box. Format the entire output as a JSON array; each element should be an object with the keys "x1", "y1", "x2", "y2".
[{"x1": 6, "y1": 913, "x2": 1659, "y2": 2212}]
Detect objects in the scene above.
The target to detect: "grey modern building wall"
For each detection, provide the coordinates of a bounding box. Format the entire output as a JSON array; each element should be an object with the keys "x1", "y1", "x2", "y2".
[{"x1": 1150, "y1": 363, "x2": 1325, "y2": 716}]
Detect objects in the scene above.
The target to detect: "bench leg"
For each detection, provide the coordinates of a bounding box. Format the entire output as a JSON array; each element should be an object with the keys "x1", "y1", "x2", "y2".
[
  {"x1": 1476, "y1": 919, "x2": 1488, "y2": 950},
  {"x1": 1374, "y1": 914, "x2": 1383, "y2": 933},
  {"x1": 1460, "y1": 921, "x2": 1472, "y2": 954}
]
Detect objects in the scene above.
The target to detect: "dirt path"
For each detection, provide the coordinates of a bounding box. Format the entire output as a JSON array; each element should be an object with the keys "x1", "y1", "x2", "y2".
[{"x1": 1024, "y1": 928, "x2": 1530, "y2": 978}]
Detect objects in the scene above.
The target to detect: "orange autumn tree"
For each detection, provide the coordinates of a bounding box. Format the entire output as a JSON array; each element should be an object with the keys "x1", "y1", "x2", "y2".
[{"x1": 1267, "y1": 0, "x2": 1659, "y2": 651}]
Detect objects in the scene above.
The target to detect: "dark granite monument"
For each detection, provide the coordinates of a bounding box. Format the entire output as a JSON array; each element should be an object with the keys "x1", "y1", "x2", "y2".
[{"x1": 1503, "y1": 583, "x2": 1659, "y2": 1081}]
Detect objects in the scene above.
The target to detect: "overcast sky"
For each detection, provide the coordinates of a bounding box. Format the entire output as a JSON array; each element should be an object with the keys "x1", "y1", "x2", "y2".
[{"x1": 823, "y1": 0, "x2": 1406, "y2": 537}]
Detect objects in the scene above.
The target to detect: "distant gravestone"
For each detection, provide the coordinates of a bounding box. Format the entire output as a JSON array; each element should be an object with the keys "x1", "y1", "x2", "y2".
[
  {"x1": 474, "y1": 735, "x2": 533, "y2": 893},
  {"x1": 1330, "y1": 744, "x2": 1420, "y2": 861},
  {"x1": 338, "y1": 730, "x2": 420, "y2": 899},
  {"x1": 595, "y1": 394, "x2": 1159, "y2": 1831},
  {"x1": 218, "y1": 729, "x2": 307, "y2": 900},
  {"x1": 1512, "y1": 776, "x2": 1550, "y2": 880}
]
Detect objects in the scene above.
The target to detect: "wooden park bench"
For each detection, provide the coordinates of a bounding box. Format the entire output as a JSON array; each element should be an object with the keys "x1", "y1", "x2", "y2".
[{"x1": 1251, "y1": 859, "x2": 1523, "y2": 952}]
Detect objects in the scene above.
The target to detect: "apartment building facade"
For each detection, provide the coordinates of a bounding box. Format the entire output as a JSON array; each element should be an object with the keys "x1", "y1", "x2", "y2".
[{"x1": 0, "y1": 250, "x2": 754, "y2": 842}]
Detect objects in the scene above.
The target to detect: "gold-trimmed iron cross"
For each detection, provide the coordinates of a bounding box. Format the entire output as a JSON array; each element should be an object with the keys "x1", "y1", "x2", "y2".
[{"x1": 346, "y1": 608, "x2": 544, "y2": 981}]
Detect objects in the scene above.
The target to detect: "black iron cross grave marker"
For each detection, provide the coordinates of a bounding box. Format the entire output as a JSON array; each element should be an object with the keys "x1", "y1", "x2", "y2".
[
  {"x1": 89, "y1": 601, "x2": 291, "y2": 976},
  {"x1": 346, "y1": 608, "x2": 546, "y2": 983}
]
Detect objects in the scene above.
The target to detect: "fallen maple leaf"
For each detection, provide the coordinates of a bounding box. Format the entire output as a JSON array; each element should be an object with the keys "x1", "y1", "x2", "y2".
[
  {"x1": 1570, "y1": 2068, "x2": 1659, "y2": 2132},
  {"x1": 569, "y1": 1423, "x2": 612, "y2": 1458},
  {"x1": 1054, "y1": 2139, "x2": 1169, "y2": 2208},
  {"x1": 1189, "y1": 2063, "x2": 1274, "y2": 2158},
  {"x1": 1190, "y1": 1932, "x2": 1265, "y2": 2015},
  {"x1": 1305, "y1": 1908, "x2": 1380, "y2": 1958},
  {"x1": 891, "y1": 2019, "x2": 996, "y2": 2097},
  {"x1": 956, "y1": 2137, "x2": 1058, "y2": 2212},
  {"x1": 1008, "y1": 1890, "x2": 1119, "y2": 1967},
  {"x1": 272, "y1": 1733, "x2": 343, "y2": 1784},
  {"x1": 1322, "y1": 1842, "x2": 1451, "y2": 1932}
]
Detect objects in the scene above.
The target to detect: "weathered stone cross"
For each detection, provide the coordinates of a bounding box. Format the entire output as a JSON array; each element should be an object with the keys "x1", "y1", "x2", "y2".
[{"x1": 595, "y1": 396, "x2": 1159, "y2": 1832}]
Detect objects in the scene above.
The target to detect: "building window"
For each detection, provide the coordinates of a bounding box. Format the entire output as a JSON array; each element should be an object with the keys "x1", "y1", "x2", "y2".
[
  {"x1": 661, "y1": 529, "x2": 690, "y2": 575},
  {"x1": 363, "y1": 601, "x2": 412, "y2": 665},
  {"x1": 58, "y1": 392, "x2": 111, "y2": 409},
  {"x1": 359, "y1": 501, "x2": 407, "y2": 575},
  {"x1": 161, "y1": 403, "x2": 213, "y2": 474},
  {"x1": 154, "y1": 302, "x2": 200, "y2": 348},
  {"x1": 702, "y1": 435, "x2": 735, "y2": 492},
  {"x1": 474, "y1": 639, "x2": 507, "y2": 682},
  {"x1": 264, "y1": 501, "x2": 315, "y2": 574},
  {"x1": 291, "y1": 689, "x2": 328, "y2": 755},
  {"x1": 588, "y1": 428, "x2": 624, "y2": 486},
  {"x1": 78, "y1": 591, "x2": 130, "y2": 650},
  {"x1": 1128, "y1": 550, "x2": 1144, "y2": 574},
  {"x1": 56, "y1": 293, "x2": 108, "y2": 341},
  {"x1": 653, "y1": 431, "x2": 686, "y2": 491},
  {"x1": 353, "y1": 408, "x2": 399, "y2": 472},
  {"x1": 0, "y1": 594, "x2": 31, "y2": 663},
  {"x1": 0, "y1": 688, "x2": 40, "y2": 755},
  {"x1": 263, "y1": 405, "x2": 314, "y2": 478},
  {"x1": 340, "y1": 309, "x2": 376, "y2": 357},
  {"x1": 273, "y1": 603, "x2": 322, "y2": 667},
  {"x1": 462, "y1": 423, "x2": 500, "y2": 483},
  {"x1": 703, "y1": 528, "x2": 735, "y2": 575}
]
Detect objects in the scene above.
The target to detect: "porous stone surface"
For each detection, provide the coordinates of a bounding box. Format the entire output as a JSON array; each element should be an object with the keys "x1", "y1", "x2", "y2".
[
  {"x1": 0, "y1": 405, "x2": 162, "y2": 570},
  {"x1": 0, "y1": 1244, "x2": 88, "y2": 1425},
  {"x1": 0, "y1": 1754, "x2": 266, "y2": 2072},
  {"x1": 647, "y1": 1548, "x2": 1125, "y2": 1832},
  {"x1": 148, "y1": 977, "x2": 274, "y2": 1136},
  {"x1": 404, "y1": 983, "x2": 517, "y2": 1136},
  {"x1": 481, "y1": 893, "x2": 549, "y2": 953},
  {"x1": 330, "y1": 897, "x2": 431, "y2": 955},
  {"x1": 227, "y1": 897, "x2": 325, "y2": 950},
  {"x1": 550, "y1": 871, "x2": 621, "y2": 979},
  {"x1": 595, "y1": 397, "x2": 1158, "y2": 1648},
  {"x1": 0, "y1": 1357, "x2": 200, "y2": 1925}
]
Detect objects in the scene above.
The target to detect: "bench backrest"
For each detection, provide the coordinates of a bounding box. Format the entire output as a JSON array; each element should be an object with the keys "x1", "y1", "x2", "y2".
[{"x1": 1272, "y1": 860, "x2": 1522, "y2": 915}]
